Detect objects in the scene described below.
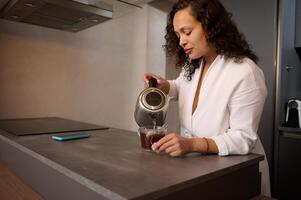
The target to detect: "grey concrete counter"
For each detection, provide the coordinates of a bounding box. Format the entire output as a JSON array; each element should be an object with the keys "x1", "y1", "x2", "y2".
[{"x1": 0, "y1": 128, "x2": 263, "y2": 200}]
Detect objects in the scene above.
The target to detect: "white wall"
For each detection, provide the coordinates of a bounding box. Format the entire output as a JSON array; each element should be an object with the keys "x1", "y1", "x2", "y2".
[
  {"x1": 146, "y1": 0, "x2": 180, "y2": 133},
  {"x1": 0, "y1": 3, "x2": 170, "y2": 131},
  {"x1": 146, "y1": 4, "x2": 166, "y2": 76}
]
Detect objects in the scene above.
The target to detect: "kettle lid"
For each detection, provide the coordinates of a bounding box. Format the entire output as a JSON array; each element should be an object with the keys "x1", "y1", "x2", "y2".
[{"x1": 141, "y1": 88, "x2": 166, "y2": 111}]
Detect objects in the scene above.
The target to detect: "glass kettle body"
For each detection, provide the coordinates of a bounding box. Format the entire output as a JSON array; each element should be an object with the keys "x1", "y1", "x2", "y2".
[{"x1": 134, "y1": 78, "x2": 169, "y2": 127}]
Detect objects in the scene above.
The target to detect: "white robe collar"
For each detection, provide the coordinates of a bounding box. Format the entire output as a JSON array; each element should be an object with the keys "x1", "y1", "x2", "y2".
[{"x1": 185, "y1": 55, "x2": 223, "y2": 130}]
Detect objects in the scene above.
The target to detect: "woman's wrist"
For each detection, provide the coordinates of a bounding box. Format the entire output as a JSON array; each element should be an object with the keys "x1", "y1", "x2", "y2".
[
  {"x1": 203, "y1": 138, "x2": 209, "y2": 154},
  {"x1": 190, "y1": 138, "x2": 207, "y2": 153},
  {"x1": 190, "y1": 138, "x2": 219, "y2": 154},
  {"x1": 162, "y1": 80, "x2": 170, "y2": 94}
]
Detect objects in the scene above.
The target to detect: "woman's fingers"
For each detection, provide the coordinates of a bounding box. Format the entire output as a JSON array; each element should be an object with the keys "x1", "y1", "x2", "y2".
[
  {"x1": 152, "y1": 134, "x2": 173, "y2": 151},
  {"x1": 164, "y1": 143, "x2": 179, "y2": 154},
  {"x1": 159, "y1": 141, "x2": 183, "y2": 157},
  {"x1": 158, "y1": 139, "x2": 176, "y2": 152},
  {"x1": 152, "y1": 133, "x2": 192, "y2": 157},
  {"x1": 143, "y1": 72, "x2": 169, "y2": 94},
  {"x1": 169, "y1": 150, "x2": 182, "y2": 157},
  {"x1": 143, "y1": 73, "x2": 163, "y2": 84},
  {"x1": 144, "y1": 73, "x2": 157, "y2": 81},
  {"x1": 152, "y1": 134, "x2": 181, "y2": 152}
]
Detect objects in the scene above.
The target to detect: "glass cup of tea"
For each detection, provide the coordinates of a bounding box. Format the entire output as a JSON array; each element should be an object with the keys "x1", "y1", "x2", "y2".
[{"x1": 138, "y1": 126, "x2": 167, "y2": 150}]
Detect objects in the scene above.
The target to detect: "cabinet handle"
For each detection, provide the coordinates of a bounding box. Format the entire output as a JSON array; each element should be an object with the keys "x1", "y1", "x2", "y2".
[{"x1": 285, "y1": 65, "x2": 295, "y2": 72}]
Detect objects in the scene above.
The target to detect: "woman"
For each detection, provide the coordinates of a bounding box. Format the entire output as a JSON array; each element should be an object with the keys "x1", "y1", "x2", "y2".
[{"x1": 144, "y1": 0, "x2": 270, "y2": 196}]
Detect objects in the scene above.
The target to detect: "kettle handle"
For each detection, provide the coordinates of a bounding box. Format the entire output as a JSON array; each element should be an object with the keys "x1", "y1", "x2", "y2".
[{"x1": 149, "y1": 77, "x2": 157, "y2": 88}]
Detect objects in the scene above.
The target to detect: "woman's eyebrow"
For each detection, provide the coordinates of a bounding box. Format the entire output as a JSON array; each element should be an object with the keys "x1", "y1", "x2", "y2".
[
  {"x1": 179, "y1": 26, "x2": 192, "y2": 32},
  {"x1": 174, "y1": 26, "x2": 191, "y2": 33}
]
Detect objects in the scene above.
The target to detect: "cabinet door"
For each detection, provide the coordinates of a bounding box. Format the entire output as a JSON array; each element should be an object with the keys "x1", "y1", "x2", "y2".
[
  {"x1": 278, "y1": 132, "x2": 301, "y2": 199},
  {"x1": 295, "y1": 0, "x2": 301, "y2": 47}
]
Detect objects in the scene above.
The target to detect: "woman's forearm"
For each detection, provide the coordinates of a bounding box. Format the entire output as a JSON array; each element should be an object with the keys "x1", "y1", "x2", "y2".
[{"x1": 191, "y1": 138, "x2": 219, "y2": 154}]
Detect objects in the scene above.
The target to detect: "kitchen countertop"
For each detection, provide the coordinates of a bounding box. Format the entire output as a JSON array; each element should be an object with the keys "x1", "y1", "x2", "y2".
[
  {"x1": 0, "y1": 128, "x2": 264, "y2": 200},
  {"x1": 279, "y1": 126, "x2": 301, "y2": 133}
]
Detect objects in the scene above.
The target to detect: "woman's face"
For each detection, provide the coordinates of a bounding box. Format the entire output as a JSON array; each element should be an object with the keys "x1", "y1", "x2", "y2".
[{"x1": 173, "y1": 7, "x2": 214, "y2": 60}]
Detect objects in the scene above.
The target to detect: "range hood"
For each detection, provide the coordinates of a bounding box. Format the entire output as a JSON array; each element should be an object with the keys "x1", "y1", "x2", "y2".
[{"x1": 0, "y1": 0, "x2": 113, "y2": 32}]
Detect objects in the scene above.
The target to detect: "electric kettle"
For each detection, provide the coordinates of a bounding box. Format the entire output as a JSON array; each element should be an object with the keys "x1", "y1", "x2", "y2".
[{"x1": 134, "y1": 77, "x2": 169, "y2": 127}]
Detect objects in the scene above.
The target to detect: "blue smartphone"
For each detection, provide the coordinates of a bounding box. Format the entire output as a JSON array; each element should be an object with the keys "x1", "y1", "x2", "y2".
[{"x1": 51, "y1": 132, "x2": 90, "y2": 141}]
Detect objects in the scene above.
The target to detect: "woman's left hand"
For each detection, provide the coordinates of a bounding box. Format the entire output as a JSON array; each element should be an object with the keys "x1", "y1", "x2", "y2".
[{"x1": 151, "y1": 133, "x2": 193, "y2": 157}]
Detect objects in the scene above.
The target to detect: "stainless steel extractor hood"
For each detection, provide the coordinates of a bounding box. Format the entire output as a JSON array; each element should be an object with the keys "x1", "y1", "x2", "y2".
[{"x1": 0, "y1": 0, "x2": 113, "y2": 32}]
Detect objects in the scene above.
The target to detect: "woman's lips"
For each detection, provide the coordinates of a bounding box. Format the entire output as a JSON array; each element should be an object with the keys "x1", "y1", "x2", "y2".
[{"x1": 184, "y1": 48, "x2": 192, "y2": 55}]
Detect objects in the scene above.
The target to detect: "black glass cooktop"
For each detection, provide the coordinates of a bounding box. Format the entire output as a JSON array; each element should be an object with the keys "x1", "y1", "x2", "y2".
[{"x1": 0, "y1": 117, "x2": 108, "y2": 136}]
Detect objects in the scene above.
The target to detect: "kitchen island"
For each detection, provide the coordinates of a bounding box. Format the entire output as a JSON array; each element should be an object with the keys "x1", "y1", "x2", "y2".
[{"x1": 0, "y1": 128, "x2": 263, "y2": 200}]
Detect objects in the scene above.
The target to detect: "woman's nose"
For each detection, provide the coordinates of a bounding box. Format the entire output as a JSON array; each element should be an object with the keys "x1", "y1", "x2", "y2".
[{"x1": 179, "y1": 37, "x2": 187, "y2": 47}]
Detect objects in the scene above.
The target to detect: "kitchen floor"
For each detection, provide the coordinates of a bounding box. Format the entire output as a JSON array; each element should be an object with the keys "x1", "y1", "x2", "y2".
[{"x1": 0, "y1": 164, "x2": 44, "y2": 200}]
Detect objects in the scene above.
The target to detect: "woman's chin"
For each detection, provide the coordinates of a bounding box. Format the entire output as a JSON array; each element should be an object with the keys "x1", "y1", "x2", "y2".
[{"x1": 188, "y1": 55, "x2": 198, "y2": 60}]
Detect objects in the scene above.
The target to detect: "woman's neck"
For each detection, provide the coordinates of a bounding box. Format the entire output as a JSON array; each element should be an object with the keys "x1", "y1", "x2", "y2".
[{"x1": 202, "y1": 51, "x2": 217, "y2": 69}]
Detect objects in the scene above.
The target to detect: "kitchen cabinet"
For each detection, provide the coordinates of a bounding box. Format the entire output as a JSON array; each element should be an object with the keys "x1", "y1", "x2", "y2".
[
  {"x1": 0, "y1": 127, "x2": 263, "y2": 200},
  {"x1": 277, "y1": 128, "x2": 301, "y2": 199},
  {"x1": 295, "y1": 0, "x2": 301, "y2": 47},
  {"x1": 295, "y1": 0, "x2": 301, "y2": 58},
  {"x1": 0, "y1": 164, "x2": 44, "y2": 200},
  {"x1": 274, "y1": 0, "x2": 301, "y2": 198}
]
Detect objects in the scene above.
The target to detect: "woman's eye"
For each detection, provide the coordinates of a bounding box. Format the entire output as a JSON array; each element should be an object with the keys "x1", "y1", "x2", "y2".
[{"x1": 185, "y1": 31, "x2": 191, "y2": 36}]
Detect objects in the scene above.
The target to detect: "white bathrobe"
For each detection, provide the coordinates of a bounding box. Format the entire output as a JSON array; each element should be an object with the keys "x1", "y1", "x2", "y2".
[{"x1": 168, "y1": 55, "x2": 270, "y2": 196}]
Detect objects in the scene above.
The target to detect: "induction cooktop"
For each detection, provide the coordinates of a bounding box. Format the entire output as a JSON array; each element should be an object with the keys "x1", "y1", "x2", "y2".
[{"x1": 0, "y1": 117, "x2": 109, "y2": 136}]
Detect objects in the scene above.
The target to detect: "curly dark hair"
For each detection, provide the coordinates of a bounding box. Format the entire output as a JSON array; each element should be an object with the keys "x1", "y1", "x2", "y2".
[{"x1": 164, "y1": 0, "x2": 258, "y2": 80}]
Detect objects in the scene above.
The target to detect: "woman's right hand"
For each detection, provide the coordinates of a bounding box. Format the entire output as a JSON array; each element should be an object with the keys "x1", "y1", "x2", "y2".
[{"x1": 143, "y1": 73, "x2": 170, "y2": 94}]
